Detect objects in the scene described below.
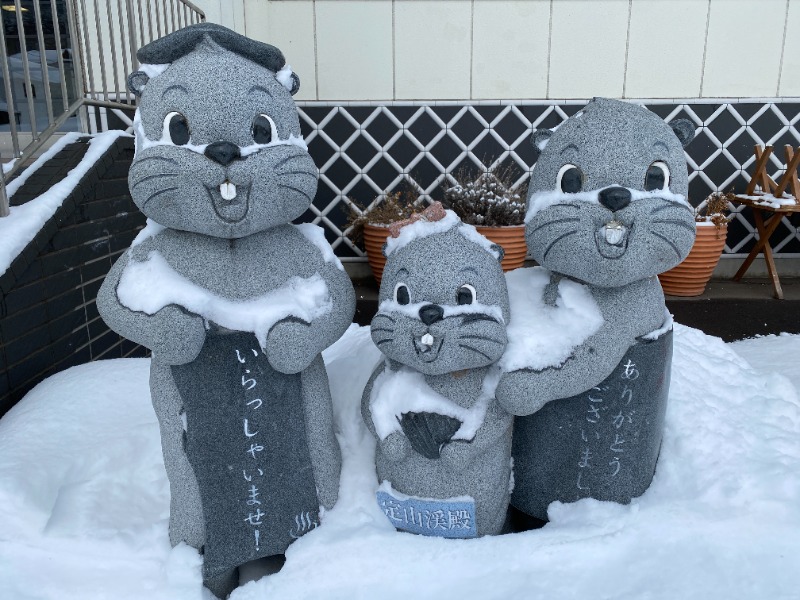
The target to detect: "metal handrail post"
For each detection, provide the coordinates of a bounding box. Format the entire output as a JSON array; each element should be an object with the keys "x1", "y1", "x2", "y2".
[
  {"x1": 64, "y1": 0, "x2": 89, "y2": 133},
  {"x1": 14, "y1": 0, "x2": 40, "y2": 142},
  {"x1": 0, "y1": 158, "x2": 8, "y2": 218},
  {"x1": 0, "y1": 9, "x2": 21, "y2": 156}
]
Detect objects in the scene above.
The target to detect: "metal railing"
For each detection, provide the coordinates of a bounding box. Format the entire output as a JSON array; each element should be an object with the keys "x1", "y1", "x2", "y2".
[{"x1": 0, "y1": 0, "x2": 205, "y2": 216}]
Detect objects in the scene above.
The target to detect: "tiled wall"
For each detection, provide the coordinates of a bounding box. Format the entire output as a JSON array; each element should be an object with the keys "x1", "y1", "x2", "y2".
[
  {"x1": 0, "y1": 137, "x2": 147, "y2": 417},
  {"x1": 192, "y1": 0, "x2": 800, "y2": 101}
]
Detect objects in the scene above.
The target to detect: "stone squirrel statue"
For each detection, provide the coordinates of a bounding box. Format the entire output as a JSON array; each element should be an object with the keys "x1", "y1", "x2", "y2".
[
  {"x1": 495, "y1": 98, "x2": 696, "y2": 521},
  {"x1": 361, "y1": 204, "x2": 513, "y2": 537},
  {"x1": 97, "y1": 24, "x2": 354, "y2": 598}
]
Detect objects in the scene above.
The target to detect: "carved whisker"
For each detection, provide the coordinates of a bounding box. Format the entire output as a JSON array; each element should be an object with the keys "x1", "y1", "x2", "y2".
[
  {"x1": 375, "y1": 338, "x2": 392, "y2": 346},
  {"x1": 461, "y1": 314, "x2": 499, "y2": 325},
  {"x1": 371, "y1": 327, "x2": 395, "y2": 335},
  {"x1": 374, "y1": 313, "x2": 397, "y2": 323},
  {"x1": 650, "y1": 231, "x2": 683, "y2": 261},
  {"x1": 143, "y1": 186, "x2": 179, "y2": 207},
  {"x1": 543, "y1": 229, "x2": 579, "y2": 261},
  {"x1": 651, "y1": 202, "x2": 693, "y2": 216},
  {"x1": 528, "y1": 217, "x2": 580, "y2": 235},
  {"x1": 277, "y1": 170, "x2": 316, "y2": 179},
  {"x1": 279, "y1": 183, "x2": 313, "y2": 202},
  {"x1": 131, "y1": 173, "x2": 180, "y2": 189},
  {"x1": 652, "y1": 219, "x2": 696, "y2": 233},
  {"x1": 133, "y1": 156, "x2": 180, "y2": 168},
  {"x1": 458, "y1": 343, "x2": 492, "y2": 361},
  {"x1": 459, "y1": 333, "x2": 505, "y2": 344},
  {"x1": 274, "y1": 154, "x2": 306, "y2": 170}
]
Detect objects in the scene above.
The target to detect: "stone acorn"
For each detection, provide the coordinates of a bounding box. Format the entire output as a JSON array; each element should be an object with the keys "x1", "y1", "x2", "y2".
[
  {"x1": 495, "y1": 98, "x2": 696, "y2": 521},
  {"x1": 361, "y1": 204, "x2": 514, "y2": 537},
  {"x1": 97, "y1": 24, "x2": 355, "y2": 598}
]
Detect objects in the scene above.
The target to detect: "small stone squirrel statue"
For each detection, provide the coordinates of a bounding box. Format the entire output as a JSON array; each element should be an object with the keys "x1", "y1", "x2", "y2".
[{"x1": 362, "y1": 204, "x2": 513, "y2": 537}]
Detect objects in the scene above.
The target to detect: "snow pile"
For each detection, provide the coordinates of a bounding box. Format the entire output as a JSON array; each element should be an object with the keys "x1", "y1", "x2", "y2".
[
  {"x1": 1, "y1": 325, "x2": 799, "y2": 599},
  {"x1": 383, "y1": 209, "x2": 501, "y2": 260},
  {"x1": 500, "y1": 267, "x2": 604, "y2": 371},
  {"x1": 369, "y1": 366, "x2": 500, "y2": 442},
  {"x1": 0, "y1": 131, "x2": 130, "y2": 277},
  {"x1": 117, "y1": 250, "x2": 332, "y2": 349}
]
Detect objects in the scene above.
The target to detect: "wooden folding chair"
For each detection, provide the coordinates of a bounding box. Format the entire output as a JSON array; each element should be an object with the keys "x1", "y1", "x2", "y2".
[{"x1": 732, "y1": 145, "x2": 800, "y2": 299}]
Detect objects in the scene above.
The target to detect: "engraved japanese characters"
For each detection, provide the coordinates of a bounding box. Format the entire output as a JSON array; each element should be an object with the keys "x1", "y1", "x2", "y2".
[
  {"x1": 361, "y1": 204, "x2": 514, "y2": 537},
  {"x1": 495, "y1": 98, "x2": 696, "y2": 521},
  {"x1": 96, "y1": 24, "x2": 354, "y2": 598}
]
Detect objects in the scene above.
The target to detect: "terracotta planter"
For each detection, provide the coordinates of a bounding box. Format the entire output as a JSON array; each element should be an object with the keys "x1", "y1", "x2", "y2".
[
  {"x1": 363, "y1": 223, "x2": 392, "y2": 284},
  {"x1": 658, "y1": 222, "x2": 727, "y2": 297},
  {"x1": 474, "y1": 225, "x2": 527, "y2": 272}
]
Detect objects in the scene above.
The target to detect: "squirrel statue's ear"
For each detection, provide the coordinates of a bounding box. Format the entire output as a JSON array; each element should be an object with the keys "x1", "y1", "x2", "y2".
[
  {"x1": 489, "y1": 244, "x2": 505, "y2": 263},
  {"x1": 127, "y1": 71, "x2": 150, "y2": 97},
  {"x1": 531, "y1": 129, "x2": 553, "y2": 162},
  {"x1": 669, "y1": 119, "x2": 695, "y2": 148}
]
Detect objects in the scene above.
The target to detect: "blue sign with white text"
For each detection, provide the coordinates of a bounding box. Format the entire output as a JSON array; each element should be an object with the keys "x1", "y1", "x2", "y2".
[{"x1": 377, "y1": 489, "x2": 477, "y2": 538}]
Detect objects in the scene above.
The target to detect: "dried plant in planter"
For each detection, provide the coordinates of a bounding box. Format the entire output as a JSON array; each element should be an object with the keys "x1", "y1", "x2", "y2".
[
  {"x1": 696, "y1": 192, "x2": 734, "y2": 235},
  {"x1": 346, "y1": 188, "x2": 424, "y2": 246},
  {"x1": 442, "y1": 163, "x2": 527, "y2": 227}
]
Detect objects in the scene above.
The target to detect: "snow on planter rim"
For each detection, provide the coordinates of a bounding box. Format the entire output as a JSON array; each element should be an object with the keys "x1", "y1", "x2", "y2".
[
  {"x1": 0, "y1": 324, "x2": 798, "y2": 599},
  {"x1": 0, "y1": 130, "x2": 131, "y2": 278}
]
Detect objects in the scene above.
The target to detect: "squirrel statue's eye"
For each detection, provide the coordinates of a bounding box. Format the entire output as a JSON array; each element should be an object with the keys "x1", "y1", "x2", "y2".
[
  {"x1": 164, "y1": 112, "x2": 190, "y2": 145},
  {"x1": 394, "y1": 283, "x2": 410, "y2": 305},
  {"x1": 645, "y1": 161, "x2": 670, "y2": 191},
  {"x1": 456, "y1": 284, "x2": 476, "y2": 305},
  {"x1": 557, "y1": 164, "x2": 583, "y2": 193},
  {"x1": 252, "y1": 114, "x2": 277, "y2": 144}
]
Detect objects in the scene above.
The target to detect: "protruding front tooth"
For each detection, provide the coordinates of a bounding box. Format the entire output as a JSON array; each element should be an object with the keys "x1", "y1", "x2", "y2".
[
  {"x1": 421, "y1": 333, "x2": 434, "y2": 347},
  {"x1": 220, "y1": 181, "x2": 237, "y2": 201},
  {"x1": 603, "y1": 221, "x2": 626, "y2": 245}
]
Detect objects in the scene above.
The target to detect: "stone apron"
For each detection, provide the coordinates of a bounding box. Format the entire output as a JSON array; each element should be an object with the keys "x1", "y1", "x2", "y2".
[
  {"x1": 511, "y1": 329, "x2": 673, "y2": 520},
  {"x1": 171, "y1": 330, "x2": 319, "y2": 580}
]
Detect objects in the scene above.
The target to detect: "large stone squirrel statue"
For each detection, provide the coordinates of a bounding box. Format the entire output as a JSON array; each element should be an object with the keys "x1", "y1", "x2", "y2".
[
  {"x1": 361, "y1": 204, "x2": 514, "y2": 537},
  {"x1": 97, "y1": 24, "x2": 355, "y2": 598},
  {"x1": 495, "y1": 98, "x2": 696, "y2": 522}
]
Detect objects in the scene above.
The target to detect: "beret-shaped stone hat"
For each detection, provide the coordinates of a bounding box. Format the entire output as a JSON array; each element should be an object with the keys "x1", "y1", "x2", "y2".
[{"x1": 135, "y1": 22, "x2": 299, "y2": 94}]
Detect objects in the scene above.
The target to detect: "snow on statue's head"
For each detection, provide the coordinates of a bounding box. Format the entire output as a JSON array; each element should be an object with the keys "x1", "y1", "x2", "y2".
[
  {"x1": 373, "y1": 204, "x2": 510, "y2": 376},
  {"x1": 127, "y1": 23, "x2": 313, "y2": 239},
  {"x1": 525, "y1": 97, "x2": 696, "y2": 287}
]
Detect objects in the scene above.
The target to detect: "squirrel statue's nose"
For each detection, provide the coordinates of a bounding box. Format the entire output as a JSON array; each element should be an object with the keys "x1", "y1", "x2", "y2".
[
  {"x1": 204, "y1": 141, "x2": 241, "y2": 166},
  {"x1": 598, "y1": 186, "x2": 631, "y2": 212},
  {"x1": 419, "y1": 304, "x2": 444, "y2": 325}
]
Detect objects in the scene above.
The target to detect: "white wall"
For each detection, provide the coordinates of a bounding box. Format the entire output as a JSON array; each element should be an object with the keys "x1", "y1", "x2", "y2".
[{"x1": 189, "y1": 0, "x2": 799, "y2": 101}]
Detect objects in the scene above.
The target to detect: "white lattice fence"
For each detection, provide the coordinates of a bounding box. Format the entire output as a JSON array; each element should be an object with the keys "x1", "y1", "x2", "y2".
[{"x1": 297, "y1": 99, "x2": 800, "y2": 260}]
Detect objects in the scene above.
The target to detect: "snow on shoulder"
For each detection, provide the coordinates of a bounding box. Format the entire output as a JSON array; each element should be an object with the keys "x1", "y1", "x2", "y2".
[
  {"x1": 116, "y1": 250, "x2": 332, "y2": 349},
  {"x1": 384, "y1": 207, "x2": 501, "y2": 260},
  {"x1": 294, "y1": 223, "x2": 344, "y2": 271},
  {"x1": 500, "y1": 267, "x2": 604, "y2": 372}
]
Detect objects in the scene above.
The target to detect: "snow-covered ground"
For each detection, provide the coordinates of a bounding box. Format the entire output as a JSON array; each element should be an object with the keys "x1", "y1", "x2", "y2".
[{"x1": 0, "y1": 324, "x2": 798, "y2": 600}]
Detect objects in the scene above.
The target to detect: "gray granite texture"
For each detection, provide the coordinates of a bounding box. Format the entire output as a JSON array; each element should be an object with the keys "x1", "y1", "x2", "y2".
[
  {"x1": 511, "y1": 330, "x2": 673, "y2": 520},
  {"x1": 361, "y1": 225, "x2": 513, "y2": 536},
  {"x1": 96, "y1": 25, "x2": 354, "y2": 599},
  {"x1": 495, "y1": 98, "x2": 695, "y2": 519}
]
